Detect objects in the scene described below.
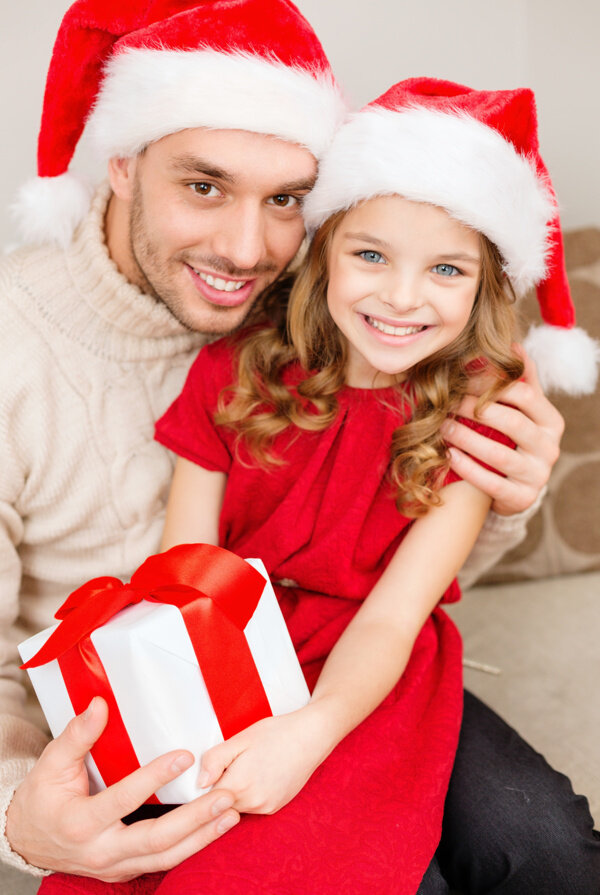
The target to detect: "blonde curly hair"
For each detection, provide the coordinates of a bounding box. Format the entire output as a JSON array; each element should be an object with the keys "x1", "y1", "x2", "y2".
[{"x1": 217, "y1": 207, "x2": 524, "y2": 517}]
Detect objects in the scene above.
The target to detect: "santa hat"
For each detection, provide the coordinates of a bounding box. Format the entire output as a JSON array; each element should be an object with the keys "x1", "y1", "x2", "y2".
[
  {"x1": 13, "y1": 0, "x2": 346, "y2": 249},
  {"x1": 303, "y1": 77, "x2": 599, "y2": 395}
]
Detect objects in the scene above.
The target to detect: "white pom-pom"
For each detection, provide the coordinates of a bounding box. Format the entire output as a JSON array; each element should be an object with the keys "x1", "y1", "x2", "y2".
[
  {"x1": 11, "y1": 173, "x2": 94, "y2": 248},
  {"x1": 524, "y1": 324, "x2": 600, "y2": 396}
]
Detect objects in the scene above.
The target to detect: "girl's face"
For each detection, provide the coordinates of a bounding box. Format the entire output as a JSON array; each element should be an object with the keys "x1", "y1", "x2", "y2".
[{"x1": 326, "y1": 195, "x2": 482, "y2": 388}]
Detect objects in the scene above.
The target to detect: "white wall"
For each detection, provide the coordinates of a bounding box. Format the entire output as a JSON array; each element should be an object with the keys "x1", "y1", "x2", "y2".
[{"x1": 2, "y1": 0, "x2": 598, "y2": 247}]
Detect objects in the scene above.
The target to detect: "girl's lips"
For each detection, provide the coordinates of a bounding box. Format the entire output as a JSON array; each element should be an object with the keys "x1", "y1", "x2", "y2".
[
  {"x1": 360, "y1": 313, "x2": 432, "y2": 345},
  {"x1": 185, "y1": 264, "x2": 255, "y2": 307}
]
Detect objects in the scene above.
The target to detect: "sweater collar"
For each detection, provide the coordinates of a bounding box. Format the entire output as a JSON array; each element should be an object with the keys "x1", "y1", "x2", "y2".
[{"x1": 66, "y1": 182, "x2": 205, "y2": 348}]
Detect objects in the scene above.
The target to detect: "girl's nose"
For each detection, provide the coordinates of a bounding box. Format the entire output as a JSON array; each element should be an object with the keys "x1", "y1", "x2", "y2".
[{"x1": 382, "y1": 275, "x2": 423, "y2": 313}]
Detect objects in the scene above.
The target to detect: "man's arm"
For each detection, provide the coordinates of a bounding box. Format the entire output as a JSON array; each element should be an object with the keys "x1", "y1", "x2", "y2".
[
  {"x1": 0, "y1": 343, "x2": 238, "y2": 879},
  {"x1": 442, "y1": 350, "x2": 564, "y2": 586}
]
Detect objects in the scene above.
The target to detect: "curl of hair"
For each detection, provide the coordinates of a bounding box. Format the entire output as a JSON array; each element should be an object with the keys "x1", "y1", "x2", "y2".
[{"x1": 216, "y1": 208, "x2": 524, "y2": 513}]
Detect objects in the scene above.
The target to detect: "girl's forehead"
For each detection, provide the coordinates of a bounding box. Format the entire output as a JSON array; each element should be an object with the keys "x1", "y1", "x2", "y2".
[{"x1": 335, "y1": 196, "x2": 481, "y2": 252}]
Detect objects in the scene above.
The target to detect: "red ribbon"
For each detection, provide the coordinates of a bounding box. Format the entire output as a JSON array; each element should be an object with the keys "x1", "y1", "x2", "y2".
[{"x1": 23, "y1": 544, "x2": 273, "y2": 801}]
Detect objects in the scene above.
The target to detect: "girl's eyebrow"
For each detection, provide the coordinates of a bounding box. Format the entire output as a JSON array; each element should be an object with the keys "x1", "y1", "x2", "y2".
[
  {"x1": 343, "y1": 231, "x2": 393, "y2": 250},
  {"x1": 342, "y1": 232, "x2": 480, "y2": 265},
  {"x1": 435, "y1": 252, "x2": 481, "y2": 265}
]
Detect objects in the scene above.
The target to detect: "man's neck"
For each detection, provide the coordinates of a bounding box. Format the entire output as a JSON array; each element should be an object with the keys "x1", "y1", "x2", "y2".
[{"x1": 104, "y1": 191, "x2": 147, "y2": 291}]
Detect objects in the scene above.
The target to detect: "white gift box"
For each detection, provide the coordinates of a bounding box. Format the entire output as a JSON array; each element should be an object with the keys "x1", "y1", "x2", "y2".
[{"x1": 18, "y1": 557, "x2": 310, "y2": 804}]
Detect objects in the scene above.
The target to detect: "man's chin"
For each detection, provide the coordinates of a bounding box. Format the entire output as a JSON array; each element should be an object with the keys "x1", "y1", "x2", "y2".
[{"x1": 174, "y1": 300, "x2": 256, "y2": 336}]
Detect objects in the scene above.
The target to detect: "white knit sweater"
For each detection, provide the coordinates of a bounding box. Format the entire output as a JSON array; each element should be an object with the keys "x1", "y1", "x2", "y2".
[{"x1": 0, "y1": 184, "x2": 534, "y2": 875}]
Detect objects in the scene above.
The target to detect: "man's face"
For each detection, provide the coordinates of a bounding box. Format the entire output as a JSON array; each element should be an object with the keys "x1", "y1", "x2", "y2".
[{"x1": 108, "y1": 128, "x2": 317, "y2": 334}]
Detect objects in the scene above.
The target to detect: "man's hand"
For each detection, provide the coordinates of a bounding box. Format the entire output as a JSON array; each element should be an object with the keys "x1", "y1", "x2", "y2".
[
  {"x1": 198, "y1": 707, "x2": 329, "y2": 816},
  {"x1": 441, "y1": 349, "x2": 564, "y2": 516},
  {"x1": 6, "y1": 697, "x2": 239, "y2": 881}
]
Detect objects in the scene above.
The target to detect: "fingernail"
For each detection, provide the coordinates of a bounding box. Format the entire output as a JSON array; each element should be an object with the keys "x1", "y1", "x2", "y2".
[
  {"x1": 211, "y1": 795, "x2": 234, "y2": 816},
  {"x1": 197, "y1": 769, "x2": 210, "y2": 787},
  {"x1": 83, "y1": 697, "x2": 97, "y2": 721},
  {"x1": 171, "y1": 753, "x2": 194, "y2": 774},
  {"x1": 217, "y1": 812, "x2": 239, "y2": 834}
]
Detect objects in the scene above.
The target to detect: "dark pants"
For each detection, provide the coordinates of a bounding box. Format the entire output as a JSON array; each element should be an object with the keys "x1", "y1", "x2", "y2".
[{"x1": 418, "y1": 691, "x2": 600, "y2": 894}]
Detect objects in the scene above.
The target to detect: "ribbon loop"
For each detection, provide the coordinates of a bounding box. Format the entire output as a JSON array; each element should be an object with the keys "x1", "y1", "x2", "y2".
[{"x1": 22, "y1": 544, "x2": 267, "y2": 670}]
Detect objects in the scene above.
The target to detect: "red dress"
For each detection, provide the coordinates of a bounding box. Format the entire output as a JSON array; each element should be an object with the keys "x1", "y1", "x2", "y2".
[
  {"x1": 41, "y1": 335, "x2": 506, "y2": 895},
  {"x1": 153, "y1": 336, "x2": 465, "y2": 895}
]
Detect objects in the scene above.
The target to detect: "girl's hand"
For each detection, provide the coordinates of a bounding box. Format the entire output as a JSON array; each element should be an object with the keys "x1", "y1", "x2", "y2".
[{"x1": 198, "y1": 706, "x2": 332, "y2": 815}]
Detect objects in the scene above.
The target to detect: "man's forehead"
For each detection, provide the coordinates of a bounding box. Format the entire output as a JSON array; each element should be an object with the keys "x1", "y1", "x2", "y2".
[{"x1": 155, "y1": 127, "x2": 317, "y2": 190}]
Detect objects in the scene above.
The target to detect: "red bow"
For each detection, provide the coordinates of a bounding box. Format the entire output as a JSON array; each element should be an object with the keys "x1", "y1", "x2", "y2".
[{"x1": 23, "y1": 544, "x2": 273, "y2": 802}]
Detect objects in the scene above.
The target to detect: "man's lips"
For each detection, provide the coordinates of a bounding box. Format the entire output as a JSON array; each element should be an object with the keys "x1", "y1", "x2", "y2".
[{"x1": 185, "y1": 264, "x2": 256, "y2": 307}]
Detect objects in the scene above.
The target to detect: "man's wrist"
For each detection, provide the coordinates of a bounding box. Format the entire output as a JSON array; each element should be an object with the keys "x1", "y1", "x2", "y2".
[
  {"x1": 0, "y1": 785, "x2": 50, "y2": 877},
  {"x1": 487, "y1": 485, "x2": 547, "y2": 530}
]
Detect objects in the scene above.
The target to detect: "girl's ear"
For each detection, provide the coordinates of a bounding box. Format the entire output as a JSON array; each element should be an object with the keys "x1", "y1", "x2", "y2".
[{"x1": 107, "y1": 156, "x2": 137, "y2": 201}]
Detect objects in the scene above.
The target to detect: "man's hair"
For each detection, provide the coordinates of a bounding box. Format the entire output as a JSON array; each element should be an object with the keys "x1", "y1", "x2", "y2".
[{"x1": 215, "y1": 208, "x2": 524, "y2": 516}]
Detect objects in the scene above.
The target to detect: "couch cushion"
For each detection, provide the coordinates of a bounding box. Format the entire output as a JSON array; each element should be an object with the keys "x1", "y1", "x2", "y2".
[{"x1": 481, "y1": 228, "x2": 600, "y2": 583}]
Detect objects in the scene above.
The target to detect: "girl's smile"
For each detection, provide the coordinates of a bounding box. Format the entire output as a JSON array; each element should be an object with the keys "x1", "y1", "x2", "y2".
[{"x1": 326, "y1": 195, "x2": 482, "y2": 388}]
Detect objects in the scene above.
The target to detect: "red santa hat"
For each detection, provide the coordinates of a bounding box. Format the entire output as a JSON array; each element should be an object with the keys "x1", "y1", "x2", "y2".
[
  {"x1": 13, "y1": 0, "x2": 346, "y2": 249},
  {"x1": 303, "y1": 77, "x2": 599, "y2": 395}
]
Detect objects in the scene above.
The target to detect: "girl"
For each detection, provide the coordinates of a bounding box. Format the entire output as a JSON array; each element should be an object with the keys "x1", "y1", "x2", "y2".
[
  {"x1": 48, "y1": 79, "x2": 591, "y2": 894},
  {"x1": 149, "y1": 79, "x2": 594, "y2": 894}
]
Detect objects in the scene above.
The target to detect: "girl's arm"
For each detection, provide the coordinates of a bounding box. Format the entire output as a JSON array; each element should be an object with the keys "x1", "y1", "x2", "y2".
[
  {"x1": 160, "y1": 457, "x2": 226, "y2": 551},
  {"x1": 200, "y1": 479, "x2": 491, "y2": 814}
]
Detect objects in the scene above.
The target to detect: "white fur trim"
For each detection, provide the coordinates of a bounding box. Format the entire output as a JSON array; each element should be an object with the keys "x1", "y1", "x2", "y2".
[
  {"x1": 11, "y1": 173, "x2": 93, "y2": 248},
  {"x1": 523, "y1": 324, "x2": 600, "y2": 395},
  {"x1": 86, "y1": 48, "x2": 346, "y2": 160},
  {"x1": 303, "y1": 107, "x2": 556, "y2": 293}
]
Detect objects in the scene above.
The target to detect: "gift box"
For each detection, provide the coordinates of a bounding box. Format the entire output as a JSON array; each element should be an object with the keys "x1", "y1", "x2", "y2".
[{"x1": 18, "y1": 543, "x2": 310, "y2": 805}]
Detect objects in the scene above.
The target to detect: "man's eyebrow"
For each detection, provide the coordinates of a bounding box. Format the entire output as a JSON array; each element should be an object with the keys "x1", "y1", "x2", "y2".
[
  {"x1": 276, "y1": 176, "x2": 317, "y2": 193},
  {"x1": 169, "y1": 155, "x2": 235, "y2": 183},
  {"x1": 343, "y1": 231, "x2": 394, "y2": 251},
  {"x1": 168, "y1": 156, "x2": 315, "y2": 193}
]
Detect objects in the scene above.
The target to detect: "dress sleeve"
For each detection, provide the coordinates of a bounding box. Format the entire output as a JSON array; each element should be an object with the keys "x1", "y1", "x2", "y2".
[
  {"x1": 154, "y1": 340, "x2": 235, "y2": 474},
  {"x1": 443, "y1": 415, "x2": 515, "y2": 487}
]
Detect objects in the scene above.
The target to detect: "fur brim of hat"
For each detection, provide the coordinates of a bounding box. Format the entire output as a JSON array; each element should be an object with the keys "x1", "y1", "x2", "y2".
[
  {"x1": 303, "y1": 106, "x2": 557, "y2": 296},
  {"x1": 88, "y1": 48, "x2": 346, "y2": 162}
]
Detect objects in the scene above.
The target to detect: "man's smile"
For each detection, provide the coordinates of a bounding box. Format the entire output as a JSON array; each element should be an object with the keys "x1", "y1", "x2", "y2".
[{"x1": 185, "y1": 264, "x2": 255, "y2": 307}]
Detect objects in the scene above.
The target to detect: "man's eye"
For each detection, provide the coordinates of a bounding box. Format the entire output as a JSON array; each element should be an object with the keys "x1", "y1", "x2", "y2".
[
  {"x1": 268, "y1": 195, "x2": 298, "y2": 208},
  {"x1": 358, "y1": 250, "x2": 385, "y2": 264},
  {"x1": 189, "y1": 182, "x2": 220, "y2": 197},
  {"x1": 433, "y1": 263, "x2": 460, "y2": 276}
]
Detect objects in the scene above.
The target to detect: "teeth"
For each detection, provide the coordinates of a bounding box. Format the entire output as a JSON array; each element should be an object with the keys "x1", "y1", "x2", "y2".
[
  {"x1": 196, "y1": 270, "x2": 246, "y2": 292},
  {"x1": 367, "y1": 317, "x2": 425, "y2": 336}
]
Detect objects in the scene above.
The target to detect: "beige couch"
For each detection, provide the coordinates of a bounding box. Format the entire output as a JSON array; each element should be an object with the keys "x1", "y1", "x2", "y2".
[{"x1": 3, "y1": 230, "x2": 599, "y2": 894}]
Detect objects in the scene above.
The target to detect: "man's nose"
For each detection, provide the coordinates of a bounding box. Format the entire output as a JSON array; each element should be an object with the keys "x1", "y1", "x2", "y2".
[{"x1": 211, "y1": 201, "x2": 266, "y2": 272}]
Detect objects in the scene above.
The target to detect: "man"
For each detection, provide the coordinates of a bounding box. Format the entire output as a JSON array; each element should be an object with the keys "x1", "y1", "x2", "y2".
[{"x1": 2, "y1": 1, "x2": 592, "y2": 891}]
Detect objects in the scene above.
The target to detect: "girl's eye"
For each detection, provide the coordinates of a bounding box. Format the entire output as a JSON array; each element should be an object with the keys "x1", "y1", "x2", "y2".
[
  {"x1": 267, "y1": 195, "x2": 298, "y2": 208},
  {"x1": 189, "y1": 182, "x2": 220, "y2": 198},
  {"x1": 433, "y1": 263, "x2": 460, "y2": 277},
  {"x1": 358, "y1": 250, "x2": 385, "y2": 264}
]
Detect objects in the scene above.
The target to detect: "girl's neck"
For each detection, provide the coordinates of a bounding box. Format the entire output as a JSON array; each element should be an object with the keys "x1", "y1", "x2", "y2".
[{"x1": 342, "y1": 343, "x2": 408, "y2": 390}]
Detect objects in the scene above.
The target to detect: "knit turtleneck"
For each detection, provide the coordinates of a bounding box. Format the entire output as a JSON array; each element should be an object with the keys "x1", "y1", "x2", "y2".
[{"x1": 14, "y1": 182, "x2": 205, "y2": 361}]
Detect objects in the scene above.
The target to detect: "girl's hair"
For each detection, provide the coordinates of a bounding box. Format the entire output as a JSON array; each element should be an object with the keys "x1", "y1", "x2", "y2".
[{"x1": 216, "y1": 206, "x2": 524, "y2": 517}]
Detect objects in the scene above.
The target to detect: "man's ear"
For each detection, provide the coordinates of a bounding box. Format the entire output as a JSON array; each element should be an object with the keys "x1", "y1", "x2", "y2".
[{"x1": 107, "y1": 156, "x2": 137, "y2": 200}]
